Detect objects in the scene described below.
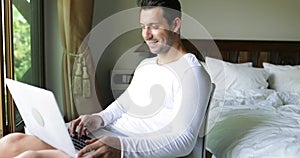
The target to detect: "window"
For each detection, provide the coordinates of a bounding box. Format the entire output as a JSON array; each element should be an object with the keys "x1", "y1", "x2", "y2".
[{"x1": 0, "y1": 0, "x2": 44, "y2": 136}]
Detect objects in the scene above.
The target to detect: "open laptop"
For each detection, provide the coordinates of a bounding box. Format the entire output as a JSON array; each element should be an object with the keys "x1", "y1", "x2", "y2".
[{"x1": 5, "y1": 79, "x2": 115, "y2": 157}]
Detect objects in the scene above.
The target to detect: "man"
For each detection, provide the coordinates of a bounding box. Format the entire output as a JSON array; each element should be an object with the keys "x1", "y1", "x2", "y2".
[{"x1": 0, "y1": 0, "x2": 211, "y2": 157}]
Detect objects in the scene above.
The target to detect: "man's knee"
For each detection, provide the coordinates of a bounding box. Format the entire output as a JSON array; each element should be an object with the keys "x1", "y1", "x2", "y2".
[
  {"x1": 3, "y1": 133, "x2": 27, "y2": 143},
  {"x1": 0, "y1": 133, "x2": 27, "y2": 148},
  {"x1": 15, "y1": 150, "x2": 39, "y2": 158},
  {"x1": 0, "y1": 133, "x2": 28, "y2": 157}
]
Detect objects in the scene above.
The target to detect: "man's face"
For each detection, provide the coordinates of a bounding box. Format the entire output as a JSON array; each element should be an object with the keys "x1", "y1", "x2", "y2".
[{"x1": 140, "y1": 7, "x2": 175, "y2": 54}]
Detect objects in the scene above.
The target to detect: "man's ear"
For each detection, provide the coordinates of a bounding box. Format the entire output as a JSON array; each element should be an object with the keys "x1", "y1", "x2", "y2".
[{"x1": 171, "y1": 17, "x2": 181, "y2": 33}]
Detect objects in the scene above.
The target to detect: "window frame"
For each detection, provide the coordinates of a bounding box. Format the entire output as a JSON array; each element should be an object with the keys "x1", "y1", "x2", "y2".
[{"x1": 0, "y1": 0, "x2": 44, "y2": 136}]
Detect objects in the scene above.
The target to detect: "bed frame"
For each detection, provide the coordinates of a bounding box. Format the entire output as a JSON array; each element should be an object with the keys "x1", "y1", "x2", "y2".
[{"x1": 182, "y1": 39, "x2": 300, "y2": 67}]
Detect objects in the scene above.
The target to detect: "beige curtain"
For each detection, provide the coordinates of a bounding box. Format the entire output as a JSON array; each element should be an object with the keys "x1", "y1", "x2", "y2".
[{"x1": 58, "y1": 0, "x2": 95, "y2": 121}]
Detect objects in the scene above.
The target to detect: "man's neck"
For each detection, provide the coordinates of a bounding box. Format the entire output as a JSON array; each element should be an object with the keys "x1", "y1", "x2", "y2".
[
  {"x1": 156, "y1": 37, "x2": 187, "y2": 65},
  {"x1": 157, "y1": 45, "x2": 187, "y2": 65}
]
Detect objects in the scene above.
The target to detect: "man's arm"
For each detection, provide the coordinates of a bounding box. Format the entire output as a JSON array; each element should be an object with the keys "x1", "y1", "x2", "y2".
[
  {"x1": 119, "y1": 66, "x2": 211, "y2": 157},
  {"x1": 95, "y1": 99, "x2": 126, "y2": 126}
]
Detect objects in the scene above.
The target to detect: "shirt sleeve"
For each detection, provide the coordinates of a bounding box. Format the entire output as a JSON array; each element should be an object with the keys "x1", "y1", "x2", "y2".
[
  {"x1": 94, "y1": 100, "x2": 125, "y2": 127},
  {"x1": 94, "y1": 77, "x2": 142, "y2": 126},
  {"x1": 94, "y1": 60, "x2": 146, "y2": 126},
  {"x1": 119, "y1": 66, "x2": 212, "y2": 158}
]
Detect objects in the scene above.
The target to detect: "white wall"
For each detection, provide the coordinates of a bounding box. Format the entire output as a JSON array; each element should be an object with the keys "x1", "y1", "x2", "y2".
[
  {"x1": 92, "y1": 0, "x2": 137, "y2": 27},
  {"x1": 182, "y1": 0, "x2": 300, "y2": 41},
  {"x1": 93, "y1": 0, "x2": 300, "y2": 41}
]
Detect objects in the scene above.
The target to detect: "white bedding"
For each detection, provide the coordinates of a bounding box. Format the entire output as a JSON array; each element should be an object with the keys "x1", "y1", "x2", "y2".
[{"x1": 206, "y1": 89, "x2": 300, "y2": 158}]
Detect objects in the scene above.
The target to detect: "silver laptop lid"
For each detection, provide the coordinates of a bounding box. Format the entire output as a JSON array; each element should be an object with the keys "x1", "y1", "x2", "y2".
[{"x1": 5, "y1": 79, "x2": 76, "y2": 157}]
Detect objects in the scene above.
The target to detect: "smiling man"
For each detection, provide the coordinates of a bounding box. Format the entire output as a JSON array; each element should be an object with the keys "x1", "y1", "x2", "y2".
[
  {"x1": 139, "y1": 0, "x2": 184, "y2": 64},
  {"x1": 0, "y1": 0, "x2": 211, "y2": 157}
]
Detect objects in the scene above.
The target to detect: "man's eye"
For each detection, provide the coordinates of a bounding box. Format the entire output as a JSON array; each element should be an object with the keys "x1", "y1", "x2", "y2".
[
  {"x1": 150, "y1": 25, "x2": 159, "y2": 29},
  {"x1": 140, "y1": 25, "x2": 160, "y2": 30}
]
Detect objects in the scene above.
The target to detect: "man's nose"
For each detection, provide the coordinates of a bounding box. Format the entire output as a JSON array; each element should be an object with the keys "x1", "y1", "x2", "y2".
[{"x1": 143, "y1": 27, "x2": 152, "y2": 40}]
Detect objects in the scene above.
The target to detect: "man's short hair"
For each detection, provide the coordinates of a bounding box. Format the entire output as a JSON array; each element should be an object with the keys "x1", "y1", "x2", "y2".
[{"x1": 137, "y1": 0, "x2": 182, "y2": 25}]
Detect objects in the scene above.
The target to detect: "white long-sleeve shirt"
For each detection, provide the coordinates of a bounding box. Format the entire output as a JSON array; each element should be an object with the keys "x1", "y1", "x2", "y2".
[{"x1": 96, "y1": 53, "x2": 211, "y2": 158}]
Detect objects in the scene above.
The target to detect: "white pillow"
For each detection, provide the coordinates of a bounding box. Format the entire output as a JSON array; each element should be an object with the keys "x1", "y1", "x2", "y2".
[
  {"x1": 263, "y1": 62, "x2": 300, "y2": 70},
  {"x1": 224, "y1": 64, "x2": 269, "y2": 90},
  {"x1": 205, "y1": 57, "x2": 252, "y2": 98},
  {"x1": 263, "y1": 62, "x2": 300, "y2": 92}
]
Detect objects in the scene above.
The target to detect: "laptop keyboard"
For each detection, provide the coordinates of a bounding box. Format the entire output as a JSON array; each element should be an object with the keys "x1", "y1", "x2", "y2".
[{"x1": 71, "y1": 133, "x2": 92, "y2": 151}]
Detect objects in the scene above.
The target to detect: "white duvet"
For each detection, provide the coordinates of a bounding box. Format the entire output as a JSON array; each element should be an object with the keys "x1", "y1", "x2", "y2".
[{"x1": 206, "y1": 89, "x2": 300, "y2": 158}]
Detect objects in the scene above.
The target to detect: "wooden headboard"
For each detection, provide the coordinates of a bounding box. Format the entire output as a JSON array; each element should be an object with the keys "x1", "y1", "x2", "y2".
[{"x1": 182, "y1": 39, "x2": 300, "y2": 67}]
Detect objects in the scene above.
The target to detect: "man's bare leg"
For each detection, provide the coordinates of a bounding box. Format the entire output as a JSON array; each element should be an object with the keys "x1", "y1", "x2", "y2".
[
  {"x1": 0, "y1": 133, "x2": 68, "y2": 158},
  {"x1": 15, "y1": 150, "x2": 70, "y2": 158}
]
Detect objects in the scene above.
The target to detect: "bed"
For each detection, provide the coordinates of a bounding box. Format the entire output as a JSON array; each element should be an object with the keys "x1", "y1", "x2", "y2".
[{"x1": 183, "y1": 40, "x2": 300, "y2": 158}]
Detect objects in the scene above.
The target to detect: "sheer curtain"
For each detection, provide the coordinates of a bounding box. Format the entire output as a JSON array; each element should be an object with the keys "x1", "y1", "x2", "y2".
[{"x1": 57, "y1": 0, "x2": 97, "y2": 121}]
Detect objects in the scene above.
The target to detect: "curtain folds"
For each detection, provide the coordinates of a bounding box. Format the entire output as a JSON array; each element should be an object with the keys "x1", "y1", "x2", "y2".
[{"x1": 57, "y1": 0, "x2": 96, "y2": 121}]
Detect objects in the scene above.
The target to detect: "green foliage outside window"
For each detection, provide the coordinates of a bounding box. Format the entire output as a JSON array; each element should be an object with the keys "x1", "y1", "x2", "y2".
[{"x1": 13, "y1": 5, "x2": 31, "y2": 81}]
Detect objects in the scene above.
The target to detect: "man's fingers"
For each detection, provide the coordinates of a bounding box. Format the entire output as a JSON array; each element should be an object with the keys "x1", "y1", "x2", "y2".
[
  {"x1": 86, "y1": 147, "x2": 110, "y2": 158},
  {"x1": 77, "y1": 122, "x2": 85, "y2": 138},
  {"x1": 85, "y1": 138, "x2": 99, "y2": 144},
  {"x1": 69, "y1": 115, "x2": 102, "y2": 139},
  {"x1": 76, "y1": 136, "x2": 121, "y2": 158},
  {"x1": 77, "y1": 140, "x2": 105, "y2": 157},
  {"x1": 84, "y1": 129, "x2": 90, "y2": 136},
  {"x1": 68, "y1": 118, "x2": 81, "y2": 136}
]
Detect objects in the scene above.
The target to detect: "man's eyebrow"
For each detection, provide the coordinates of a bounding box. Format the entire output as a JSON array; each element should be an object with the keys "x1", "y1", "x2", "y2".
[{"x1": 140, "y1": 22, "x2": 161, "y2": 26}]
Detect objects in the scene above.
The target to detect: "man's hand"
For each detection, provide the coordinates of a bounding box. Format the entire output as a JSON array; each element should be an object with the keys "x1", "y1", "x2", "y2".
[
  {"x1": 68, "y1": 115, "x2": 104, "y2": 138},
  {"x1": 76, "y1": 136, "x2": 121, "y2": 158}
]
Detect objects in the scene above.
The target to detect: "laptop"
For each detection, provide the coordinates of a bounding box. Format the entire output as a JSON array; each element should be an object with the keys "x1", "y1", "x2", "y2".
[{"x1": 5, "y1": 79, "x2": 117, "y2": 157}]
